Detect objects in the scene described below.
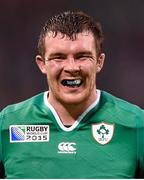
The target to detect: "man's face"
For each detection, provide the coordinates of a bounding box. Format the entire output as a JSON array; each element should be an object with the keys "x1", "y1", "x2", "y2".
[{"x1": 36, "y1": 31, "x2": 105, "y2": 106}]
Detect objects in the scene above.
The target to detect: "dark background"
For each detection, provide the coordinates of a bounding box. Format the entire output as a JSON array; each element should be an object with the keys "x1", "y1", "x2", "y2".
[{"x1": 0, "y1": 0, "x2": 144, "y2": 110}]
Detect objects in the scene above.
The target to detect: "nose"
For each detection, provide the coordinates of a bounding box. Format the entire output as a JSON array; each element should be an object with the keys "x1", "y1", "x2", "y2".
[{"x1": 63, "y1": 57, "x2": 80, "y2": 74}]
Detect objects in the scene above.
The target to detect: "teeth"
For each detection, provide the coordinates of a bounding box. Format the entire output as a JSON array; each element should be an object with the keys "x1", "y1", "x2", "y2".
[
  {"x1": 74, "y1": 79, "x2": 81, "y2": 85},
  {"x1": 61, "y1": 79, "x2": 82, "y2": 87},
  {"x1": 67, "y1": 80, "x2": 81, "y2": 85}
]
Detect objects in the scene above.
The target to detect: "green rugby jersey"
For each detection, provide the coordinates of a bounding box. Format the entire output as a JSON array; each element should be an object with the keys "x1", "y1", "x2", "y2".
[{"x1": 0, "y1": 90, "x2": 144, "y2": 178}]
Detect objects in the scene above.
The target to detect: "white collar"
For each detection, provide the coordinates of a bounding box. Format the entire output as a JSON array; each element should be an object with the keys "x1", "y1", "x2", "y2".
[{"x1": 44, "y1": 90, "x2": 101, "y2": 132}]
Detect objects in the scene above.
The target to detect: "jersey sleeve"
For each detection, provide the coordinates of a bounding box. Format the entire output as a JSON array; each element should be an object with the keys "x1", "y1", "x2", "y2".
[
  {"x1": 136, "y1": 111, "x2": 144, "y2": 177},
  {"x1": 0, "y1": 111, "x2": 3, "y2": 163},
  {"x1": 0, "y1": 111, "x2": 5, "y2": 178}
]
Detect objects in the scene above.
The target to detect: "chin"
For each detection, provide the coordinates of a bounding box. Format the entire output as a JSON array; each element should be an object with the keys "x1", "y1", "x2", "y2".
[{"x1": 58, "y1": 93, "x2": 88, "y2": 105}]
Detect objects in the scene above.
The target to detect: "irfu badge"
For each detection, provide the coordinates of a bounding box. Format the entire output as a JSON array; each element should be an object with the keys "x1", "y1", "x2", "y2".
[{"x1": 92, "y1": 122, "x2": 114, "y2": 145}]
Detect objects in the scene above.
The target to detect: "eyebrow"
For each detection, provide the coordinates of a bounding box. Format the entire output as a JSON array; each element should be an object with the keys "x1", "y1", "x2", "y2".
[
  {"x1": 75, "y1": 51, "x2": 93, "y2": 56},
  {"x1": 48, "y1": 52, "x2": 66, "y2": 57}
]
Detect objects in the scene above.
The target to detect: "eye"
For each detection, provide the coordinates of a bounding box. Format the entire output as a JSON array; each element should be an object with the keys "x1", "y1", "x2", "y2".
[
  {"x1": 48, "y1": 56, "x2": 66, "y2": 62},
  {"x1": 76, "y1": 54, "x2": 93, "y2": 61},
  {"x1": 45, "y1": 53, "x2": 66, "y2": 62}
]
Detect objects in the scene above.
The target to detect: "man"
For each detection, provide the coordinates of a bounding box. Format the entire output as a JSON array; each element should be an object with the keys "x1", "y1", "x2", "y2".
[{"x1": 0, "y1": 10, "x2": 144, "y2": 178}]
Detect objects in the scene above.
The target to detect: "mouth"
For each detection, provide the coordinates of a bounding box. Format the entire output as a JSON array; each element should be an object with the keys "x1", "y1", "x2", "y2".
[{"x1": 61, "y1": 79, "x2": 83, "y2": 88}]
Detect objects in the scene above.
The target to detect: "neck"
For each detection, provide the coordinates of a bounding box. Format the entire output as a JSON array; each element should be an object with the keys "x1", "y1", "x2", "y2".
[{"x1": 47, "y1": 92, "x2": 98, "y2": 126}]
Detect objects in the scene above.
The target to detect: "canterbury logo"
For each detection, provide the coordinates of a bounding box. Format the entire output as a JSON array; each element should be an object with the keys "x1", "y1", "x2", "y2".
[{"x1": 58, "y1": 142, "x2": 76, "y2": 154}]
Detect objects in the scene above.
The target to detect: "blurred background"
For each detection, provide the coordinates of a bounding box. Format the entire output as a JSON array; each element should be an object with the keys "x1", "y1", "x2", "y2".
[{"x1": 0, "y1": 0, "x2": 144, "y2": 110}]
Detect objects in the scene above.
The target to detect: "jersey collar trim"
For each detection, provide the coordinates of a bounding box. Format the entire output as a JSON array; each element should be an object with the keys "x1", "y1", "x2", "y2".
[{"x1": 44, "y1": 90, "x2": 101, "y2": 132}]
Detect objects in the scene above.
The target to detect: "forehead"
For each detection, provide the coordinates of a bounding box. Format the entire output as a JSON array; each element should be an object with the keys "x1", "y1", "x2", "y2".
[{"x1": 44, "y1": 31, "x2": 96, "y2": 54}]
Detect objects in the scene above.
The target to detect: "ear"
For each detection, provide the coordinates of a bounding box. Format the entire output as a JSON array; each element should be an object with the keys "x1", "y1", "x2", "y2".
[
  {"x1": 96, "y1": 53, "x2": 105, "y2": 73},
  {"x1": 35, "y1": 55, "x2": 47, "y2": 74}
]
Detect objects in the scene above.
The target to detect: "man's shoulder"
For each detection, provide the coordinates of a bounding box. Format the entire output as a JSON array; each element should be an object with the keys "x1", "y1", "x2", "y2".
[
  {"x1": 1, "y1": 92, "x2": 45, "y2": 117},
  {"x1": 101, "y1": 90, "x2": 144, "y2": 119}
]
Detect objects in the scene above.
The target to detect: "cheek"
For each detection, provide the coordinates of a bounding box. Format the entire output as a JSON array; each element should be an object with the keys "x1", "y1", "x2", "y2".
[
  {"x1": 46, "y1": 62, "x2": 63, "y2": 79},
  {"x1": 83, "y1": 62, "x2": 97, "y2": 77},
  {"x1": 84, "y1": 64, "x2": 97, "y2": 86}
]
